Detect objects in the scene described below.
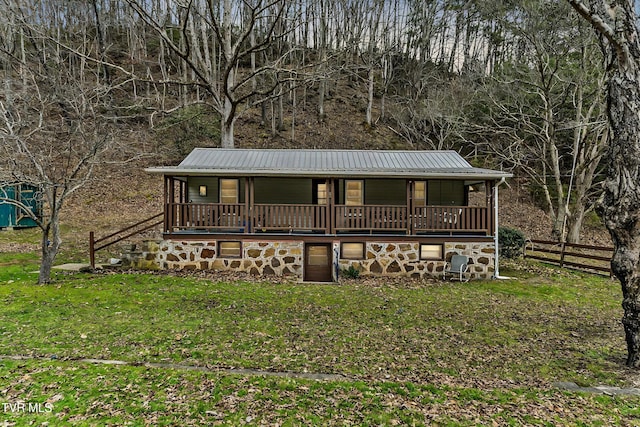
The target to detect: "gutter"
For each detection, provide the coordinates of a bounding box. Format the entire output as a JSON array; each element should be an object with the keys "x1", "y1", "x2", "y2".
[{"x1": 493, "y1": 177, "x2": 512, "y2": 280}]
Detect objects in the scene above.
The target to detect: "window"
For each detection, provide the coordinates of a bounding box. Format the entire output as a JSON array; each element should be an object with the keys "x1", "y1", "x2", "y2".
[
  {"x1": 427, "y1": 180, "x2": 464, "y2": 206},
  {"x1": 218, "y1": 241, "x2": 241, "y2": 258},
  {"x1": 413, "y1": 181, "x2": 426, "y2": 206},
  {"x1": 307, "y1": 245, "x2": 329, "y2": 265},
  {"x1": 317, "y1": 183, "x2": 328, "y2": 205},
  {"x1": 420, "y1": 244, "x2": 443, "y2": 260},
  {"x1": 199, "y1": 185, "x2": 207, "y2": 197},
  {"x1": 341, "y1": 242, "x2": 365, "y2": 260},
  {"x1": 220, "y1": 179, "x2": 239, "y2": 203},
  {"x1": 345, "y1": 180, "x2": 363, "y2": 205}
]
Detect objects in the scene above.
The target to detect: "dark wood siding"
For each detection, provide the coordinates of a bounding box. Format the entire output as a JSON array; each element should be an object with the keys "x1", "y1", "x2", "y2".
[
  {"x1": 365, "y1": 179, "x2": 406, "y2": 205},
  {"x1": 428, "y1": 180, "x2": 465, "y2": 205},
  {"x1": 187, "y1": 177, "x2": 219, "y2": 203},
  {"x1": 254, "y1": 178, "x2": 313, "y2": 204}
]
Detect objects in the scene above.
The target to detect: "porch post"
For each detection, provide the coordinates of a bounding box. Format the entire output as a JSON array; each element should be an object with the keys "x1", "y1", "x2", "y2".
[
  {"x1": 328, "y1": 178, "x2": 335, "y2": 234},
  {"x1": 163, "y1": 176, "x2": 169, "y2": 232},
  {"x1": 166, "y1": 176, "x2": 175, "y2": 232},
  {"x1": 486, "y1": 180, "x2": 494, "y2": 236},
  {"x1": 407, "y1": 180, "x2": 413, "y2": 235},
  {"x1": 246, "y1": 177, "x2": 253, "y2": 234},
  {"x1": 492, "y1": 178, "x2": 507, "y2": 279},
  {"x1": 179, "y1": 178, "x2": 187, "y2": 228},
  {"x1": 179, "y1": 181, "x2": 187, "y2": 203}
]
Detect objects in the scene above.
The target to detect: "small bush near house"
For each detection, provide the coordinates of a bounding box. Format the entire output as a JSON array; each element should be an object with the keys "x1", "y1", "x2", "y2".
[
  {"x1": 499, "y1": 226, "x2": 526, "y2": 258},
  {"x1": 341, "y1": 264, "x2": 361, "y2": 279}
]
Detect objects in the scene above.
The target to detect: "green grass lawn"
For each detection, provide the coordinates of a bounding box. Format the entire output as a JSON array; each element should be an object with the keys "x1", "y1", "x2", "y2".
[{"x1": 1, "y1": 252, "x2": 639, "y2": 425}]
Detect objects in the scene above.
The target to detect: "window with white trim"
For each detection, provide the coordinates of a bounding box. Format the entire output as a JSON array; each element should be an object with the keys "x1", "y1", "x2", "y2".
[
  {"x1": 218, "y1": 241, "x2": 242, "y2": 258},
  {"x1": 420, "y1": 244, "x2": 443, "y2": 260},
  {"x1": 413, "y1": 181, "x2": 426, "y2": 206},
  {"x1": 345, "y1": 180, "x2": 363, "y2": 205},
  {"x1": 220, "y1": 179, "x2": 239, "y2": 203},
  {"x1": 341, "y1": 242, "x2": 365, "y2": 260}
]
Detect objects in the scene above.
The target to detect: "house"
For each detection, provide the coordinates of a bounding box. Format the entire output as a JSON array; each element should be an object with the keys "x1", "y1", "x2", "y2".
[
  {"x1": 0, "y1": 183, "x2": 42, "y2": 229},
  {"x1": 143, "y1": 148, "x2": 512, "y2": 281}
]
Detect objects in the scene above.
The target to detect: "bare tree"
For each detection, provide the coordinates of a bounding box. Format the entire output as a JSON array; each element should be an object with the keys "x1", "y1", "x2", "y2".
[
  {"x1": 385, "y1": 58, "x2": 472, "y2": 150},
  {"x1": 472, "y1": 0, "x2": 606, "y2": 244},
  {"x1": 125, "y1": 0, "x2": 295, "y2": 148},
  {"x1": 564, "y1": 49, "x2": 607, "y2": 243},
  {"x1": 0, "y1": 0, "x2": 127, "y2": 284},
  {"x1": 566, "y1": 0, "x2": 640, "y2": 367},
  {"x1": 316, "y1": 0, "x2": 329, "y2": 122}
]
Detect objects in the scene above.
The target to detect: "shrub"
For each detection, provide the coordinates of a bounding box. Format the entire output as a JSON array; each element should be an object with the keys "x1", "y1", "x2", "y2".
[
  {"x1": 498, "y1": 226, "x2": 526, "y2": 259},
  {"x1": 342, "y1": 265, "x2": 361, "y2": 279}
]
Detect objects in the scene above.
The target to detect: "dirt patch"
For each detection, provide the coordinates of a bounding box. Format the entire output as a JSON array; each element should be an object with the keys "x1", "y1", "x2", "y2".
[{"x1": 0, "y1": 242, "x2": 39, "y2": 254}]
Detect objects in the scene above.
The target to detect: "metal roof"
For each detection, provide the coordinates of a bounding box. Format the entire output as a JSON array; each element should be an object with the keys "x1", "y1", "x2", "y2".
[{"x1": 146, "y1": 148, "x2": 512, "y2": 179}]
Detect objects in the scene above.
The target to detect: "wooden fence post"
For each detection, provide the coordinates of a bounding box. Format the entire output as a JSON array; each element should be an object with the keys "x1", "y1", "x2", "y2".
[{"x1": 89, "y1": 231, "x2": 95, "y2": 269}]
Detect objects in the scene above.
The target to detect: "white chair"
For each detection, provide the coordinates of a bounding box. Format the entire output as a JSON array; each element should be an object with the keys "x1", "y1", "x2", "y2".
[{"x1": 444, "y1": 254, "x2": 470, "y2": 282}]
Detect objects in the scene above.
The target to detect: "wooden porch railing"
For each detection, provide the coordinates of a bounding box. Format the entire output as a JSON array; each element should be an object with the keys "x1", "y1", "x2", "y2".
[
  {"x1": 164, "y1": 203, "x2": 490, "y2": 235},
  {"x1": 253, "y1": 204, "x2": 328, "y2": 231},
  {"x1": 334, "y1": 205, "x2": 408, "y2": 231},
  {"x1": 412, "y1": 206, "x2": 488, "y2": 233},
  {"x1": 167, "y1": 203, "x2": 247, "y2": 231}
]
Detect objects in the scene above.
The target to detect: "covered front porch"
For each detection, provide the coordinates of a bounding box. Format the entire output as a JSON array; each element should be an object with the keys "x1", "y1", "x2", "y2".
[{"x1": 162, "y1": 175, "x2": 495, "y2": 236}]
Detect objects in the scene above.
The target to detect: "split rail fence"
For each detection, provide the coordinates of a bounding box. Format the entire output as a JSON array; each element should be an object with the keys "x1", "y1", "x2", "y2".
[{"x1": 524, "y1": 239, "x2": 613, "y2": 277}]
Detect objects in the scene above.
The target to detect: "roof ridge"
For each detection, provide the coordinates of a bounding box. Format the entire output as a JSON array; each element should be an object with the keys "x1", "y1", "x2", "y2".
[{"x1": 192, "y1": 147, "x2": 459, "y2": 153}]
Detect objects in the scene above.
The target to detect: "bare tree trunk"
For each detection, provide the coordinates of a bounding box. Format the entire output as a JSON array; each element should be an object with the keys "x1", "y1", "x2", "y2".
[
  {"x1": 366, "y1": 68, "x2": 374, "y2": 126},
  {"x1": 567, "y1": 201, "x2": 587, "y2": 244},
  {"x1": 221, "y1": 115, "x2": 235, "y2": 148},
  {"x1": 603, "y1": 69, "x2": 640, "y2": 367},
  {"x1": 277, "y1": 87, "x2": 284, "y2": 131},
  {"x1": 271, "y1": 99, "x2": 277, "y2": 136},
  {"x1": 220, "y1": 0, "x2": 235, "y2": 148},
  {"x1": 92, "y1": 0, "x2": 110, "y2": 83},
  {"x1": 39, "y1": 210, "x2": 61, "y2": 284},
  {"x1": 291, "y1": 78, "x2": 296, "y2": 141},
  {"x1": 318, "y1": 74, "x2": 326, "y2": 121},
  {"x1": 550, "y1": 141, "x2": 566, "y2": 240},
  {"x1": 565, "y1": 83, "x2": 606, "y2": 244},
  {"x1": 567, "y1": 0, "x2": 640, "y2": 367},
  {"x1": 261, "y1": 101, "x2": 267, "y2": 127},
  {"x1": 317, "y1": 0, "x2": 328, "y2": 122}
]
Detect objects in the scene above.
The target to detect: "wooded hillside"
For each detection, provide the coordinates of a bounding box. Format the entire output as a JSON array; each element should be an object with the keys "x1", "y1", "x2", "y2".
[{"x1": 0, "y1": 0, "x2": 609, "y2": 245}]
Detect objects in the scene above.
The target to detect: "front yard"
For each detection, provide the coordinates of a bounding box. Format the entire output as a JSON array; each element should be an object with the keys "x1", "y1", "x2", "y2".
[{"x1": 1, "y1": 252, "x2": 639, "y2": 425}]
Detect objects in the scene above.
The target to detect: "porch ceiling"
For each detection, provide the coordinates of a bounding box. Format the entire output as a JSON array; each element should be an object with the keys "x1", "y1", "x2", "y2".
[{"x1": 146, "y1": 148, "x2": 512, "y2": 180}]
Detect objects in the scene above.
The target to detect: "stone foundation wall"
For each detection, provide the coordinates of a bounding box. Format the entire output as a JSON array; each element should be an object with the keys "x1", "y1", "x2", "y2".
[
  {"x1": 155, "y1": 240, "x2": 304, "y2": 277},
  {"x1": 121, "y1": 241, "x2": 161, "y2": 270},
  {"x1": 337, "y1": 242, "x2": 495, "y2": 280},
  {"x1": 132, "y1": 238, "x2": 495, "y2": 281}
]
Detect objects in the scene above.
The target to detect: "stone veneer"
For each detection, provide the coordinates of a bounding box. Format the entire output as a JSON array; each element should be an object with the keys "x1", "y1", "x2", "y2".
[
  {"x1": 337, "y1": 242, "x2": 495, "y2": 280},
  {"x1": 154, "y1": 240, "x2": 304, "y2": 277},
  {"x1": 128, "y1": 239, "x2": 495, "y2": 281}
]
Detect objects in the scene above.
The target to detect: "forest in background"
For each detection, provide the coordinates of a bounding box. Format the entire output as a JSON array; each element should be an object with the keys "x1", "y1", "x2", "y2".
[{"x1": 0, "y1": 0, "x2": 608, "y2": 246}]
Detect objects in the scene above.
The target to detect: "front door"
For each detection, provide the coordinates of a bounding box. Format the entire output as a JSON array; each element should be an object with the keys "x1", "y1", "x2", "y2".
[{"x1": 304, "y1": 244, "x2": 333, "y2": 282}]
